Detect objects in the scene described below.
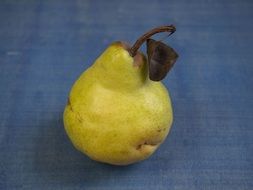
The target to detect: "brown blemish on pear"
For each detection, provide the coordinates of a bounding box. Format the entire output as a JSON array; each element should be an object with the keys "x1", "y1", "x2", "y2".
[
  {"x1": 67, "y1": 97, "x2": 73, "y2": 112},
  {"x1": 136, "y1": 139, "x2": 162, "y2": 151},
  {"x1": 76, "y1": 113, "x2": 84, "y2": 123},
  {"x1": 111, "y1": 41, "x2": 131, "y2": 50},
  {"x1": 133, "y1": 53, "x2": 146, "y2": 67},
  {"x1": 67, "y1": 97, "x2": 83, "y2": 123}
]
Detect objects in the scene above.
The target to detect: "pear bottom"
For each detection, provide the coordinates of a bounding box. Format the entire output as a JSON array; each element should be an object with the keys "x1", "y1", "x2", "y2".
[{"x1": 63, "y1": 82, "x2": 173, "y2": 166}]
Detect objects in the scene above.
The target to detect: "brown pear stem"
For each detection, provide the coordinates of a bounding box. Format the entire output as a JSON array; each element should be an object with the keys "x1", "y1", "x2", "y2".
[{"x1": 129, "y1": 25, "x2": 176, "y2": 57}]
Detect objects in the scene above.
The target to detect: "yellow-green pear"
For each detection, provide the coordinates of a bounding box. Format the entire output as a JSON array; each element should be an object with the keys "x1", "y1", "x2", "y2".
[{"x1": 63, "y1": 25, "x2": 178, "y2": 165}]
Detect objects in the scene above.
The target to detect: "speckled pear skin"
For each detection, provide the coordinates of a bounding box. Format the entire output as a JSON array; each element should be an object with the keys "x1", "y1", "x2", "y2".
[{"x1": 63, "y1": 42, "x2": 173, "y2": 165}]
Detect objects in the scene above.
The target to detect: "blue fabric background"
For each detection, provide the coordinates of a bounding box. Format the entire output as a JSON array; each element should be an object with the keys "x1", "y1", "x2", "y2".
[{"x1": 0, "y1": 0, "x2": 252, "y2": 189}]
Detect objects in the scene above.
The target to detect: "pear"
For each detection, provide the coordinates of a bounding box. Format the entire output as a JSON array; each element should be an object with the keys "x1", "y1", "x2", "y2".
[{"x1": 63, "y1": 25, "x2": 178, "y2": 165}]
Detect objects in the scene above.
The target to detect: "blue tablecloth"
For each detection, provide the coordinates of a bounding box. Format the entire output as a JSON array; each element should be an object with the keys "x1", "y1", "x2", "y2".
[{"x1": 0, "y1": 0, "x2": 252, "y2": 189}]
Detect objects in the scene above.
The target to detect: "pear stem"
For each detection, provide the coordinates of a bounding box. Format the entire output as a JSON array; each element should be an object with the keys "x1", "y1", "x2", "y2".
[{"x1": 129, "y1": 25, "x2": 176, "y2": 57}]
